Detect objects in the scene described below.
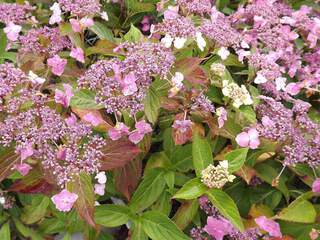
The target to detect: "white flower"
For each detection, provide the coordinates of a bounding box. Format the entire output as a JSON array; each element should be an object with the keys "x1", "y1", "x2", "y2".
[
  {"x1": 100, "y1": 11, "x2": 109, "y2": 21},
  {"x1": 173, "y1": 37, "x2": 187, "y2": 49},
  {"x1": 0, "y1": 197, "x2": 5, "y2": 205},
  {"x1": 217, "y1": 47, "x2": 230, "y2": 60},
  {"x1": 254, "y1": 73, "x2": 268, "y2": 84},
  {"x1": 161, "y1": 34, "x2": 174, "y2": 48},
  {"x1": 195, "y1": 32, "x2": 206, "y2": 51},
  {"x1": 95, "y1": 171, "x2": 107, "y2": 184},
  {"x1": 275, "y1": 77, "x2": 287, "y2": 91},
  {"x1": 49, "y1": 2, "x2": 62, "y2": 25},
  {"x1": 222, "y1": 81, "x2": 253, "y2": 108},
  {"x1": 28, "y1": 71, "x2": 46, "y2": 84}
]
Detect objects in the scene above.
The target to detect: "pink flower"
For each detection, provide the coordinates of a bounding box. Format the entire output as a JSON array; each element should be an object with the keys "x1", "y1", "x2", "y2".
[
  {"x1": 216, "y1": 107, "x2": 227, "y2": 128},
  {"x1": 14, "y1": 163, "x2": 32, "y2": 176},
  {"x1": 94, "y1": 183, "x2": 105, "y2": 196},
  {"x1": 70, "y1": 19, "x2": 82, "y2": 32},
  {"x1": 235, "y1": 128, "x2": 260, "y2": 149},
  {"x1": 65, "y1": 113, "x2": 77, "y2": 126},
  {"x1": 129, "y1": 120, "x2": 152, "y2": 144},
  {"x1": 312, "y1": 178, "x2": 320, "y2": 193},
  {"x1": 70, "y1": 47, "x2": 85, "y2": 63},
  {"x1": 47, "y1": 55, "x2": 67, "y2": 76},
  {"x1": 4, "y1": 22, "x2": 22, "y2": 41},
  {"x1": 285, "y1": 82, "x2": 301, "y2": 95},
  {"x1": 18, "y1": 143, "x2": 34, "y2": 161},
  {"x1": 55, "y1": 84, "x2": 74, "y2": 108},
  {"x1": 204, "y1": 217, "x2": 234, "y2": 240},
  {"x1": 255, "y1": 216, "x2": 282, "y2": 237},
  {"x1": 70, "y1": 18, "x2": 94, "y2": 33},
  {"x1": 83, "y1": 112, "x2": 103, "y2": 127},
  {"x1": 51, "y1": 189, "x2": 78, "y2": 212},
  {"x1": 108, "y1": 122, "x2": 130, "y2": 141},
  {"x1": 121, "y1": 72, "x2": 138, "y2": 96}
]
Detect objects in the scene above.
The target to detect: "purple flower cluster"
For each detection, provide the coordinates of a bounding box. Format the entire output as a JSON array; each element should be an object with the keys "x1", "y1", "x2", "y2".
[
  {"x1": 79, "y1": 42, "x2": 174, "y2": 115},
  {"x1": 256, "y1": 97, "x2": 320, "y2": 166},
  {"x1": 0, "y1": 106, "x2": 106, "y2": 186},
  {"x1": 176, "y1": 0, "x2": 212, "y2": 16},
  {"x1": 191, "y1": 92, "x2": 215, "y2": 113},
  {"x1": 19, "y1": 27, "x2": 71, "y2": 57},
  {"x1": 0, "y1": 3, "x2": 33, "y2": 24},
  {"x1": 58, "y1": 0, "x2": 101, "y2": 17}
]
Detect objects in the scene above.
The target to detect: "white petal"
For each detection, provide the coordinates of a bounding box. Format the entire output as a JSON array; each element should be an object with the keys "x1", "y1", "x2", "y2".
[
  {"x1": 220, "y1": 160, "x2": 229, "y2": 168},
  {"x1": 275, "y1": 77, "x2": 287, "y2": 91},
  {"x1": 217, "y1": 47, "x2": 230, "y2": 60},
  {"x1": 254, "y1": 73, "x2": 268, "y2": 84},
  {"x1": 196, "y1": 32, "x2": 206, "y2": 51},
  {"x1": 173, "y1": 37, "x2": 187, "y2": 49},
  {"x1": 161, "y1": 34, "x2": 173, "y2": 48}
]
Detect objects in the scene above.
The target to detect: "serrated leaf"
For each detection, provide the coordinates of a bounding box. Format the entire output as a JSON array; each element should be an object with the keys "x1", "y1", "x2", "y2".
[
  {"x1": 67, "y1": 173, "x2": 96, "y2": 228},
  {"x1": 173, "y1": 178, "x2": 207, "y2": 200},
  {"x1": 192, "y1": 134, "x2": 213, "y2": 177},
  {"x1": 277, "y1": 195, "x2": 316, "y2": 223},
  {"x1": 225, "y1": 148, "x2": 249, "y2": 173},
  {"x1": 206, "y1": 188, "x2": 244, "y2": 231},
  {"x1": 70, "y1": 89, "x2": 103, "y2": 109},
  {"x1": 173, "y1": 199, "x2": 199, "y2": 230},
  {"x1": 89, "y1": 22, "x2": 114, "y2": 42},
  {"x1": 95, "y1": 204, "x2": 130, "y2": 227},
  {"x1": 141, "y1": 211, "x2": 190, "y2": 240},
  {"x1": 144, "y1": 85, "x2": 161, "y2": 124},
  {"x1": 129, "y1": 168, "x2": 166, "y2": 212}
]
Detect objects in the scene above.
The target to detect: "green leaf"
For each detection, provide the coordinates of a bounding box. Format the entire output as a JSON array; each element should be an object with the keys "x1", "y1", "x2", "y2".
[
  {"x1": 89, "y1": 22, "x2": 114, "y2": 42},
  {"x1": 238, "y1": 106, "x2": 257, "y2": 123},
  {"x1": 171, "y1": 144, "x2": 193, "y2": 172},
  {"x1": 70, "y1": 89, "x2": 103, "y2": 109},
  {"x1": 0, "y1": 221, "x2": 10, "y2": 240},
  {"x1": 0, "y1": 29, "x2": 7, "y2": 53},
  {"x1": 173, "y1": 199, "x2": 199, "y2": 230},
  {"x1": 192, "y1": 134, "x2": 213, "y2": 177},
  {"x1": 173, "y1": 178, "x2": 207, "y2": 200},
  {"x1": 129, "y1": 168, "x2": 166, "y2": 212},
  {"x1": 131, "y1": 220, "x2": 148, "y2": 240},
  {"x1": 225, "y1": 148, "x2": 249, "y2": 173},
  {"x1": 141, "y1": 211, "x2": 190, "y2": 240},
  {"x1": 21, "y1": 196, "x2": 50, "y2": 224},
  {"x1": 144, "y1": 84, "x2": 161, "y2": 124},
  {"x1": 206, "y1": 188, "x2": 244, "y2": 231},
  {"x1": 277, "y1": 195, "x2": 316, "y2": 223},
  {"x1": 13, "y1": 218, "x2": 43, "y2": 240},
  {"x1": 123, "y1": 24, "x2": 143, "y2": 42},
  {"x1": 95, "y1": 204, "x2": 130, "y2": 227},
  {"x1": 151, "y1": 191, "x2": 172, "y2": 216},
  {"x1": 255, "y1": 163, "x2": 289, "y2": 201}
]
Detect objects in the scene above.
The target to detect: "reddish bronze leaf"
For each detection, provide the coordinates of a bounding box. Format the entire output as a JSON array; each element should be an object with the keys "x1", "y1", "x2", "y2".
[
  {"x1": 0, "y1": 148, "x2": 19, "y2": 182},
  {"x1": 175, "y1": 57, "x2": 208, "y2": 85},
  {"x1": 99, "y1": 138, "x2": 141, "y2": 170},
  {"x1": 8, "y1": 168, "x2": 55, "y2": 195},
  {"x1": 114, "y1": 158, "x2": 142, "y2": 201},
  {"x1": 67, "y1": 173, "x2": 96, "y2": 228}
]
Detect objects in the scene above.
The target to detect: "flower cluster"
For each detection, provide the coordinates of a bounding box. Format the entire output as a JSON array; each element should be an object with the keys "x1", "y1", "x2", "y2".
[
  {"x1": 200, "y1": 161, "x2": 236, "y2": 189},
  {"x1": 58, "y1": 0, "x2": 101, "y2": 17},
  {"x1": 0, "y1": 3, "x2": 34, "y2": 24}
]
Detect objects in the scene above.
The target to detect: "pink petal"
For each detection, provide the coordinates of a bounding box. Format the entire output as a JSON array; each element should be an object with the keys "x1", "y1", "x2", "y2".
[
  {"x1": 255, "y1": 216, "x2": 282, "y2": 237},
  {"x1": 129, "y1": 131, "x2": 144, "y2": 144},
  {"x1": 47, "y1": 55, "x2": 67, "y2": 76},
  {"x1": 108, "y1": 128, "x2": 122, "y2": 141},
  {"x1": 70, "y1": 47, "x2": 85, "y2": 63},
  {"x1": 51, "y1": 189, "x2": 78, "y2": 212},
  {"x1": 135, "y1": 120, "x2": 152, "y2": 134},
  {"x1": 20, "y1": 144, "x2": 34, "y2": 161},
  {"x1": 312, "y1": 179, "x2": 320, "y2": 193},
  {"x1": 285, "y1": 83, "x2": 301, "y2": 95},
  {"x1": 70, "y1": 19, "x2": 81, "y2": 32},
  {"x1": 235, "y1": 132, "x2": 250, "y2": 148},
  {"x1": 83, "y1": 112, "x2": 103, "y2": 127},
  {"x1": 15, "y1": 163, "x2": 32, "y2": 176}
]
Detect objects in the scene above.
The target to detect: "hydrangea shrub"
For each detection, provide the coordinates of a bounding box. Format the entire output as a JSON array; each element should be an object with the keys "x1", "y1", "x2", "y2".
[{"x1": 0, "y1": 0, "x2": 320, "y2": 239}]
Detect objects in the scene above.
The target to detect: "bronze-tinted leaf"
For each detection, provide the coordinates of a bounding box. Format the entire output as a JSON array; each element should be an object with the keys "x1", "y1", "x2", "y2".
[
  {"x1": 67, "y1": 173, "x2": 96, "y2": 228},
  {"x1": 175, "y1": 57, "x2": 208, "y2": 85},
  {"x1": 8, "y1": 168, "x2": 55, "y2": 195},
  {"x1": 114, "y1": 158, "x2": 142, "y2": 201},
  {"x1": 172, "y1": 113, "x2": 193, "y2": 145},
  {"x1": 99, "y1": 138, "x2": 141, "y2": 170},
  {"x1": 0, "y1": 148, "x2": 19, "y2": 182}
]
